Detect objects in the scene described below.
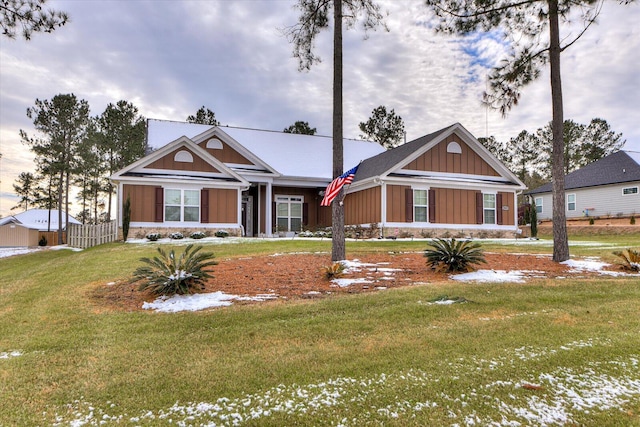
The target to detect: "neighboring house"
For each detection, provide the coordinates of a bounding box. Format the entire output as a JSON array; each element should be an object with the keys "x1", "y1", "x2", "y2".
[
  {"x1": 111, "y1": 120, "x2": 526, "y2": 238},
  {"x1": 0, "y1": 209, "x2": 81, "y2": 247},
  {"x1": 526, "y1": 150, "x2": 640, "y2": 220}
]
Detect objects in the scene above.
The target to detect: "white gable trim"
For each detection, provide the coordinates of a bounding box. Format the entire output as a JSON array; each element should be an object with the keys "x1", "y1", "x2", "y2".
[{"x1": 111, "y1": 136, "x2": 249, "y2": 186}]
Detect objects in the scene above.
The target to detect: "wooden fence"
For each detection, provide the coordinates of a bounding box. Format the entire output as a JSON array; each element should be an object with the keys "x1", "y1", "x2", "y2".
[{"x1": 67, "y1": 220, "x2": 118, "y2": 249}]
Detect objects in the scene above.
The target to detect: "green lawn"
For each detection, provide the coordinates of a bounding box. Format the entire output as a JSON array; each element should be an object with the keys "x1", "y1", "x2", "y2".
[{"x1": 1, "y1": 235, "x2": 639, "y2": 426}]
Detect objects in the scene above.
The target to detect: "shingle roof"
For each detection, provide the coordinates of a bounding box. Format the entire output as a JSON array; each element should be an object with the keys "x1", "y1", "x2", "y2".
[{"x1": 526, "y1": 150, "x2": 640, "y2": 195}]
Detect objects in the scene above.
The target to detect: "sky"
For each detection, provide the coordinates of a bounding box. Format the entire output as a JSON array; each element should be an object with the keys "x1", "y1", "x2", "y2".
[{"x1": 1, "y1": 0, "x2": 638, "y2": 218}]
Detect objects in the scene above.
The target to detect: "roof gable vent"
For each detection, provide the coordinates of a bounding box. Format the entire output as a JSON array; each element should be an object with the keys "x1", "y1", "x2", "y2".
[
  {"x1": 206, "y1": 138, "x2": 223, "y2": 149},
  {"x1": 447, "y1": 141, "x2": 462, "y2": 154},
  {"x1": 174, "y1": 150, "x2": 194, "y2": 163}
]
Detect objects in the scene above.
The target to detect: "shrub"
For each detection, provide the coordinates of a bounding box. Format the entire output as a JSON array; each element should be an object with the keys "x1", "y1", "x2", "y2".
[
  {"x1": 146, "y1": 233, "x2": 161, "y2": 241},
  {"x1": 215, "y1": 230, "x2": 229, "y2": 238},
  {"x1": 424, "y1": 238, "x2": 487, "y2": 273},
  {"x1": 190, "y1": 231, "x2": 207, "y2": 239},
  {"x1": 631, "y1": 216, "x2": 636, "y2": 225},
  {"x1": 123, "y1": 196, "x2": 131, "y2": 242},
  {"x1": 322, "y1": 262, "x2": 346, "y2": 280},
  {"x1": 169, "y1": 232, "x2": 184, "y2": 240},
  {"x1": 613, "y1": 248, "x2": 640, "y2": 272},
  {"x1": 132, "y1": 244, "x2": 218, "y2": 296},
  {"x1": 589, "y1": 217, "x2": 595, "y2": 225},
  {"x1": 38, "y1": 235, "x2": 47, "y2": 246}
]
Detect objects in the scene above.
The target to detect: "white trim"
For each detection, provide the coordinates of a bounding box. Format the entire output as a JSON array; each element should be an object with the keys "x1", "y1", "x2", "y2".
[
  {"x1": 567, "y1": 193, "x2": 577, "y2": 212},
  {"x1": 129, "y1": 222, "x2": 241, "y2": 229},
  {"x1": 383, "y1": 221, "x2": 518, "y2": 231}
]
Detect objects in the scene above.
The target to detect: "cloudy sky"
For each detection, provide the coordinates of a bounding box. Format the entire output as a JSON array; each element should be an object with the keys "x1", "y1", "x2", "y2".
[{"x1": 1, "y1": 0, "x2": 638, "y2": 217}]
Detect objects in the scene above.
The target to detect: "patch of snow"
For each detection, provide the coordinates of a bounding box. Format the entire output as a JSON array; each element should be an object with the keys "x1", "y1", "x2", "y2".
[
  {"x1": 142, "y1": 291, "x2": 281, "y2": 312},
  {"x1": 331, "y1": 277, "x2": 373, "y2": 288},
  {"x1": 451, "y1": 270, "x2": 527, "y2": 283},
  {"x1": 0, "y1": 247, "x2": 40, "y2": 258},
  {"x1": 0, "y1": 350, "x2": 23, "y2": 359}
]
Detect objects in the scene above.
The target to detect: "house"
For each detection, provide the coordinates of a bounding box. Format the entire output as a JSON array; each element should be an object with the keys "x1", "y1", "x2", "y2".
[
  {"x1": 0, "y1": 209, "x2": 81, "y2": 247},
  {"x1": 526, "y1": 150, "x2": 640, "y2": 220},
  {"x1": 111, "y1": 120, "x2": 526, "y2": 238}
]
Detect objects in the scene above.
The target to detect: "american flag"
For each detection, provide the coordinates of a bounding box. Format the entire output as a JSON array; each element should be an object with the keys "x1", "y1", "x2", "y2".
[{"x1": 320, "y1": 165, "x2": 359, "y2": 206}]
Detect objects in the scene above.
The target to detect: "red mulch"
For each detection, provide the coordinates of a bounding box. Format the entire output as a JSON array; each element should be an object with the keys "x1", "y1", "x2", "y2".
[{"x1": 89, "y1": 251, "x2": 621, "y2": 313}]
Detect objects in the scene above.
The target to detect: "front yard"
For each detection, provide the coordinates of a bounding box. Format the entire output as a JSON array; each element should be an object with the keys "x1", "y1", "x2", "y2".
[{"x1": 1, "y1": 236, "x2": 639, "y2": 426}]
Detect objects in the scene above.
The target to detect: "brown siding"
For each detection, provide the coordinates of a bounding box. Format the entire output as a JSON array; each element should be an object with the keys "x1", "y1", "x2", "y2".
[
  {"x1": 498, "y1": 191, "x2": 515, "y2": 226},
  {"x1": 430, "y1": 187, "x2": 478, "y2": 225},
  {"x1": 198, "y1": 137, "x2": 253, "y2": 165},
  {"x1": 123, "y1": 184, "x2": 157, "y2": 222},
  {"x1": 144, "y1": 147, "x2": 221, "y2": 173},
  {"x1": 273, "y1": 187, "x2": 324, "y2": 229},
  {"x1": 404, "y1": 134, "x2": 500, "y2": 176},
  {"x1": 205, "y1": 188, "x2": 237, "y2": 223},
  {"x1": 345, "y1": 186, "x2": 381, "y2": 225},
  {"x1": 386, "y1": 185, "x2": 411, "y2": 223}
]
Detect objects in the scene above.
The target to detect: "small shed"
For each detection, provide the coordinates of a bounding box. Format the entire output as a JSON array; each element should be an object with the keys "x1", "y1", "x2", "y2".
[{"x1": 0, "y1": 209, "x2": 81, "y2": 247}]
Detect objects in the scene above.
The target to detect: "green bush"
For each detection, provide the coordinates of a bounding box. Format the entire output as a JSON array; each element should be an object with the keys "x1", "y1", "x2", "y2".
[
  {"x1": 190, "y1": 231, "x2": 207, "y2": 239},
  {"x1": 169, "y1": 232, "x2": 184, "y2": 240},
  {"x1": 146, "y1": 233, "x2": 161, "y2": 241},
  {"x1": 424, "y1": 238, "x2": 487, "y2": 273},
  {"x1": 132, "y1": 244, "x2": 218, "y2": 296},
  {"x1": 38, "y1": 235, "x2": 47, "y2": 246},
  {"x1": 215, "y1": 230, "x2": 229, "y2": 238},
  {"x1": 589, "y1": 217, "x2": 595, "y2": 225},
  {"x1": 631, "y1": 216, "x2": 636, "y2": 225}
]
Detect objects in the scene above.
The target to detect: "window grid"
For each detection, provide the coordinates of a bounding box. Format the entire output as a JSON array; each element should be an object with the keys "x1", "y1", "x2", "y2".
[
  {"x1": 483, "y1": 194, "x2": 496, "y2": 224},
  {"x1": 413, "y1": 189, "x2": 428, "y2": 222}
]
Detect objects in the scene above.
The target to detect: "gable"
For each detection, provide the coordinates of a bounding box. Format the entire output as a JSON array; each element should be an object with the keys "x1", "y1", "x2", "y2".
[
  {"x1": 197, "y1": 136, "x2": 254, "y2": 166},
  {"x1": 145, "y1": 147, "x2": 222, "y2": 173},
  {"x1": 403, "y1": 134, "x2": 500, "y2": 177}
]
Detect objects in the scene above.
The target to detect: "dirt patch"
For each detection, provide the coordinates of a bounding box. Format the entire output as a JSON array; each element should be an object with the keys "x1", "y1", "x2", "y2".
[{"x1": 90, "y1": 252, "x2": 623, "y2": 313}]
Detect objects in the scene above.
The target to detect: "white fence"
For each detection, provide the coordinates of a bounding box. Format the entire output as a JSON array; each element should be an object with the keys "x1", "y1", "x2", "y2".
[{"x1": 68, "y1": 220, "x2": 118, "y2": 249}]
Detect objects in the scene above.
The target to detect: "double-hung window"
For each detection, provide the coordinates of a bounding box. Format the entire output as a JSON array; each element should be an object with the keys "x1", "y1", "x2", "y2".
[
  {"x1": 567, "y1": 194, "x2": 576, "y2": 212},
  {"x1": 275, "y1": 195, "x2": 303, "y2": 232},
  {"x1": 165, "y1": 189, "x2": 200, "y2": 222},
  {"x1": 483, "y1": 193, "x2": 496, "y2": 224},
  {"x1": 414, "y1": 189, "x2": 428, "y2": 222},
  {"x1": 535, "y1": 197, "x2": 543, "y2": 214},
  {"x1": 623, "y1": 186, "x2": 638, "y2": 195}
]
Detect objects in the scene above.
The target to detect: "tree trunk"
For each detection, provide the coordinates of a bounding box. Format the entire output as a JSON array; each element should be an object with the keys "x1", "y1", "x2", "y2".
[
  {"x1": 57, "y1": 169, "x2": 64, "y2": 245},
  {"x1": 331, "y1": 0, "x2": 345, "y2": 262},
  {"x1": 549, "y1": 0, "x2": 569, "y2": 262}
]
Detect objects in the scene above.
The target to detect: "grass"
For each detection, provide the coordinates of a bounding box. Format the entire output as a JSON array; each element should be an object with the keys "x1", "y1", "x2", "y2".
[{"x1": 1, "y1": 235, "x2": 639, "y2": 426}]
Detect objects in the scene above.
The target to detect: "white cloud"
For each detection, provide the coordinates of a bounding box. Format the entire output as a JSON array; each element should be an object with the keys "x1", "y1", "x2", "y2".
[{"x1": 1, "y1": 0, "x2": 638, "y2": 217}]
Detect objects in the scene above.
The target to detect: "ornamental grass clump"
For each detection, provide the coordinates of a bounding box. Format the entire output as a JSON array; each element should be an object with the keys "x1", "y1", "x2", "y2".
[
  {"x1": 322, "y1": 262, "x2": 346, "y2": 280},
  {"x1": 132, "y1": 244, "x2": 218, "y2": 296},
  {"x1": 424, "y1": 238, "x2": 487, "y2": 273},
  {"x1": 613, "y1": 248, "x2": 640, "y2": 272}
]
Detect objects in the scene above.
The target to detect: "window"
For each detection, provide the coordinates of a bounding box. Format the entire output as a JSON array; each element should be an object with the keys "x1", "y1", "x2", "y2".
[
  {"x1": 447, "y1": 141, "x2": 462, "y2": 154},
  {"x1": 567, "y1": 194, "x2": 576, "y2": 211},
  {"x1": 483, "y1": 193, "x2": 496, "y2": 224},
  {"x1": 275, "y1": 196, "x2": 303, "y2": 232},
  {"x1": 174, "y1": 150, "x2": 193, "y2": 163},
  {"x1": 165, "y1": 189, "x2": 199, "y2": 222},
  {"x1": 535, "y1": 197, "x2": 543, "y2": 214},
  {"x1": 413, "y1": 189, "x2": 428, "y2": 222},
  {"x1": 623, "y1": 186, "x2": 638, "y2": 195}
]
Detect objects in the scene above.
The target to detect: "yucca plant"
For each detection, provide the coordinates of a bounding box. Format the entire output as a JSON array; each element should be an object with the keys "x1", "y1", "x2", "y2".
[
  {"x1": 613, "y1": 248, "x2": 640, "y2": 272},
  {"x1": 424, "y1": 238, "x2": 487, "y2": 273},
  {"x1": 322, "y1": 262, "x2": 346, "y2": 280},
  {"x1": 132, "y1": 244, "x2": 218, "y2": 296}
]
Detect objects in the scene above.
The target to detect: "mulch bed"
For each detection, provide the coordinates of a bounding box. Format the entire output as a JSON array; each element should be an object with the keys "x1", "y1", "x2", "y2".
[{"x1": 90, "y1": 251, "x2": 620, "y2": 313}]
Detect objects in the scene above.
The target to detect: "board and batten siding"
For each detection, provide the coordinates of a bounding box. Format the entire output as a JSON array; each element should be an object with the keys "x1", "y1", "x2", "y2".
[
  {"x1": 345, "y1": 186, "x2": 382, "y2": 225},
  {"x1": 533, "y1": 181, "x2": 640, "y2": 220},
  {"x1": 144, "y1": 147, "x2": 221, "y2": 173},
  {"x1": 197, "y1": 136, "x2": 254, "y2": 165},
  {"x1": 404, "y1": 135, "x2": 500, "y2": 177}
]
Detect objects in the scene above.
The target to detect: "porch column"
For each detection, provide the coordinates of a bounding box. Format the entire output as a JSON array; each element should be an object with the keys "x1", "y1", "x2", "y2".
[{"x1": 265, "y1": 181, "x2": 273, "y2": 237}]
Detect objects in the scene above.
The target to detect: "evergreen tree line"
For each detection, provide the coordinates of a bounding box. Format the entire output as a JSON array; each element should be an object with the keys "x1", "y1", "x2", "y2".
[
  {"x1": 478, "y1": 118, "x2": 625, "y2": 191},
  {"x1": 15, "y1": 94, "x2": 147, "y2": 234}
]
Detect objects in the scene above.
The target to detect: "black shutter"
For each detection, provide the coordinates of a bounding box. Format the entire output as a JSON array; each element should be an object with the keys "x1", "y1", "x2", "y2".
[
  {"x1": 154, "y1": 187, "x2": 163, "y2": 222},
  {"x1": 303, "y1": 202, "x2": 309, "y2": 226}
]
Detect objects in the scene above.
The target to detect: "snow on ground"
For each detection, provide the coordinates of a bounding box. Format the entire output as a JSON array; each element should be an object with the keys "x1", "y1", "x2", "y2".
[
  {"x1": 0, "y1": 350, "x2": 22, "y2": 359},
  {"x1": 50, "y1": 339, "x2": 640, "y2": 426},
  {"x1": 142, "y1": 292, "x2": 278, "y2": 313}
]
